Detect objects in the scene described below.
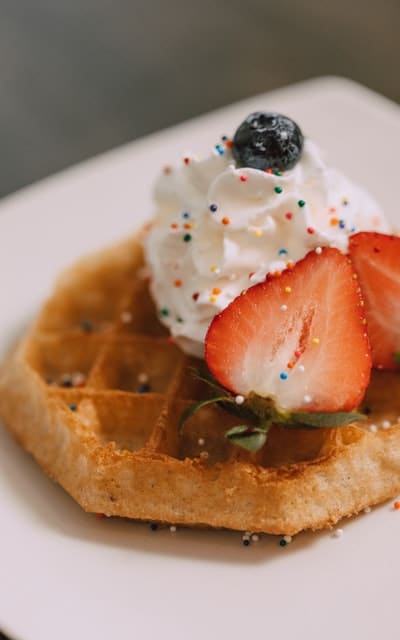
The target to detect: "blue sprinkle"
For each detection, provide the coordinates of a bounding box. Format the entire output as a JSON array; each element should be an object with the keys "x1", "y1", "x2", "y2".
[
  {"x1": 221, "y1": 135, "x2": 228, "y2": 141},
  {"x1": 80, "y1": 320, "x2": 93, "y2": 332},
  {"x1": 350, "y1": 227, "x2": 356, "y2": 233},
  {"x1": 137, "y1": 384, "x2": 151, "y2": 393},
  {"x1": 215, "y1": 144, "x2": 225, "y2": 155},
  {"x1": 339, "y1": 220, "x2": 346, "y2": 229},
  {"x1": 279, "y1": 539, "x2": 287, "y2": 547},
  {"x1": 278, "y1": 248, "x2": 288, "y2": 256},
  {"x1": 280, "y1": 372, "x2": 288, "y2": 380},
  {"x1": 69, "y1": 404, "x2": 77, "y2": 411},
  {"x1": 209, "y1": 203, "x2": 218, "y2": 212},
  {"x1": 182, "y1": 211, "x2": 190, "y2": 219}
]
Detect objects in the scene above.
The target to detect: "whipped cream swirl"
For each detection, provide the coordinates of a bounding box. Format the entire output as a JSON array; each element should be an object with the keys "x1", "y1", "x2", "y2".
[{"x1": 144, "y1": 139, "x2": 389, "y2": 357}]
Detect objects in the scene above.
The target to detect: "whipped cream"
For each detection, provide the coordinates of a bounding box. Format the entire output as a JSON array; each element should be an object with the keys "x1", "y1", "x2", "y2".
[{"x1": 144, "y1": 138, "x2": 389, "y2": 358}]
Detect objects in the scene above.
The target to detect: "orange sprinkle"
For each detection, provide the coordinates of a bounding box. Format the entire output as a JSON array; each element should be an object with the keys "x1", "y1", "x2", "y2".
[
  {"x1": 222, "y1": 217, "x2": 230, "y2": 225},
  {"x1": 330, "y1": 217, "x2": 339, "y2": 226},
  {"x1": 329, "y1": 207, "x2": 337, "y2": 213},
  {"x1": 265, "y1": 168, "x2": 273, "y2": 174},
  {"x1": 183, "y1": 223, "x2": 193, "y2": 230},
  {"x1": 174, "y1": 279, "x2": 182, "y2": 287},
  {"x1": 274, "y1": 270, "x2": 282, "y2": 277},
  {"x1": 284, "y1": 286, "x2": 292, "y2": 293},
  {"x1": 225, "y1": 140, "x2": 233, "y2": 148},
  {"x1": 171, "y1": 223, "x2": 178, "y2": 229},
  {"x1": 286, "y1": 261, "x2": 295, "y2": 269},
  {"x1": 212, "y1": 287, "x2": 221, "y2": 295},
  {"x1": 394, "y1": 501, "x2": 400, "y2": 510},
  {"x1": 287, "y1": 362, "x2": 295, "y2": 369}
]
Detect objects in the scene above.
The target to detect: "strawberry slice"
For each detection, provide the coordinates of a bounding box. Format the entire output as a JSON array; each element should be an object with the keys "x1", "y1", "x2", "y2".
[
  {"x1": 349, "y1": 232, "x2": 400, "y2": 370},
  {"x1": 205, "y1": 247, "x2": 371, "y2": 412}
]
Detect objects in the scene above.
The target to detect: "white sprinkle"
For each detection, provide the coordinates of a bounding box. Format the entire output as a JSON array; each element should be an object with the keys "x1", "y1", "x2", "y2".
[
  {"x1": 251, "y1": 534, "x2": 259, "y2": 542},
  {"x1": 137, "y1": 372, "x2": 149, "y2": 384},
  {"x1": 382, "y1": 420, "x2": 391, "y2": 429},
  {"x1": 169, "y1": 525, "x2": 177, "y2": 533},
  {"x1": 369, "y1": 424, "x2": 378, "y2": 433},
  {"x1": 298, "y1": 365, "x2": 305, "y2": 372},
  {"x1": 364, "y1": 506, "x2": 372, "y2": 514},
  {"x1": 249, "y1": 273, "x2": 259, "y2": 283},
  {"x1": 235, "y1": 395, "x2": 245, "y2": 405},
  {"x1": 283, "y1": 535, "x2": 292, "y2": 544},
  {"x1": 280, "y1": 304, "x2": 288, "y2": 311},
  {"x1": 71, "y1": 372, "x2": 86, "y2": 387},
  {"x1": 303, "y1": 394, "x2": 312, "y2": 404},
  {"x1": 315, "y1": 246, "x2": 322, "y2": 255},
  {"x1": 229, "y1": 273, "x2": 238, "y2": 281},
  {"x1": 120, "y1": 311, "x2": 133, "y2": 323},
  {"x1": 197, "y1": 437, "x2": 205, "y2": 446},
  {"x1": 333, "y1": 528, "x2": 344, "y2": 538},
  {"x1": 242, "y1": 534, "x2": 250, "y2": 542}
]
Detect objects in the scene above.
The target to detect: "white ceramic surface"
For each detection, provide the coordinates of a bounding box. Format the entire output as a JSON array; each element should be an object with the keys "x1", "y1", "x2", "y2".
[{"x1": 1, "y1": 77, "x2": 400, "y2": 640}]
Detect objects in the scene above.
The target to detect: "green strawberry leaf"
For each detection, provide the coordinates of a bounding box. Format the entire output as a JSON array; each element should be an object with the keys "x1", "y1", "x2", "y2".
[
  {"x1": 286, "y1": 410, "x2": 367, "y2": 429},
  {"x1": 225, "y1": 425, "x2": 269, "y2": 452},
  {"x1": 179, "y1": 396, "x2": 232, "y2": 433},
  {"x1": 189, "y1": 368, "x2": 231, "y2": 397}
]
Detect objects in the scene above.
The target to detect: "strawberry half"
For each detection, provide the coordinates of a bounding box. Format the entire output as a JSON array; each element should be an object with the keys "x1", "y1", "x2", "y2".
[
  {"x1": 205, "y1": 247, "x2": 371, "y2": 412},
  {"x1": 349, "y1": 232, "x2": 400, "y2": 370}
]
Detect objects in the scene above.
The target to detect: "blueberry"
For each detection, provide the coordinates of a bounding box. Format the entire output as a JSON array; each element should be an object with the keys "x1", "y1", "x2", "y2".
[{"x1": 232, "y1": 112, "x2": 304, "y2": 171}]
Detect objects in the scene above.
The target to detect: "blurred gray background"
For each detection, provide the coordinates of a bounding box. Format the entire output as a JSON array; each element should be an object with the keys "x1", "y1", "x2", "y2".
[{"x1": 0, "y1": 0, "x2": 399, "y2": 199}]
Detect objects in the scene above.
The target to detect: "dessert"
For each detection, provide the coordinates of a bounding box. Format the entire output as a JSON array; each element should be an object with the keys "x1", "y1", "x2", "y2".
[{"x1": 1, "y1": 112, "x2": 400, "y2": 536}]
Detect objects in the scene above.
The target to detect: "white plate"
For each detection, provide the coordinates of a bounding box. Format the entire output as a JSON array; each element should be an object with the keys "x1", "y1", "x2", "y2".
[{"x1": 1, "y1": 77, "x2": 400, "y2": 640}]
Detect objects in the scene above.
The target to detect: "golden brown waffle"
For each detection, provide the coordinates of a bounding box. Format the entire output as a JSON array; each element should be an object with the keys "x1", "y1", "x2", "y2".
[{"x1": 1, "y1": 234, "x2": 400, "y2": 535}]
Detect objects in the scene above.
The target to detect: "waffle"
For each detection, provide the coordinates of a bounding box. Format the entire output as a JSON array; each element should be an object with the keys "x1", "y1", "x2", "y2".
[{"x1": 1, "y1": 233, "x2": 400, "y2": 536}]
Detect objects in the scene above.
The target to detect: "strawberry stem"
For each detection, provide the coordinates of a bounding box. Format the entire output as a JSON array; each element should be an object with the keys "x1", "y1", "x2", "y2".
[{"x1": 179, "y1": 369, "x2": 367, "y2": 453}]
